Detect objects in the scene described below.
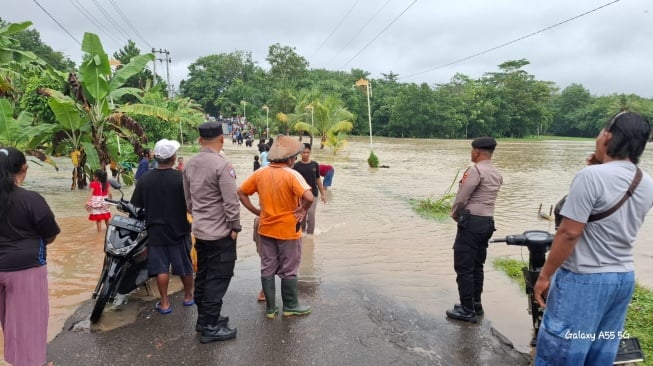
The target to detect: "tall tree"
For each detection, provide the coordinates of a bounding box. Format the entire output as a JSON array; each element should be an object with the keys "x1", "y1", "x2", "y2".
[
  {"x1": 266, "y1": 43, "x2": 309, "y2": 113},
  {"x1": 483, "y1": 59, "x2": 555, "y2": 137},
  {"x1": 179, "y1": 51, "x2": 259, "y2": 116}
]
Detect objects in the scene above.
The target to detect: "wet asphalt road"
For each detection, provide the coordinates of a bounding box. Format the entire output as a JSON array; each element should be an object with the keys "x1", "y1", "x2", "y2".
[{"x1": 47, "y1": 258, "x2": 531, "y2": 366}]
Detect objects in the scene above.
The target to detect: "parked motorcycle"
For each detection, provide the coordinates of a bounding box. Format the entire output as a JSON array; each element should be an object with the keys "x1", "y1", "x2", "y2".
[
  {"x1": 490, "y1": 230, "x2": 644, "y2": 364},
  {"x1": 90, "y1": 179, "x2": 149, "y2": 324}
]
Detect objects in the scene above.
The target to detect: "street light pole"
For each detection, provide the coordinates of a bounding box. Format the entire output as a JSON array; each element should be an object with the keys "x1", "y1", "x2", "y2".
[
  {"x1": 262, "y1": 105, "x2": 269, "y2": 137},
  {"x1": 355, "y1": 78, "x2": 373, "y2": 150},
  {"x1": 305, "y1": 105, "x2": 314, "y2": 146},
  {"x1": 241, "y1": 100, "x2": 247, "y2": 122},
  {"x1": 306, "y1": 105, "x2": 314, "y2": 128}
]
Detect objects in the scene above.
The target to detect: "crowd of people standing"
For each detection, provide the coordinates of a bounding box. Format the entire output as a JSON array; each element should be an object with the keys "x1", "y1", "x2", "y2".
[{"x1": 3, "y1": 111, "x2": 651, "y2": 365}]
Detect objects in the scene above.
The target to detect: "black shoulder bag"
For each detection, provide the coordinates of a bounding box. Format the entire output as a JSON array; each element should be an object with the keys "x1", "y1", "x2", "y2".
[{"x1": 587, "y1": 167, "x2": 643, "y2": 222}]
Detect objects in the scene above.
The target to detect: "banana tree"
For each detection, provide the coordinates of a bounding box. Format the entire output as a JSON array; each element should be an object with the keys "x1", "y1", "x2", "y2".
[
  {"x1": 39, "y1": 32, "x2": 172, "y2": 188},
  {"x1": 293, "y1": 94, "x2": 354, "y2": 149}
]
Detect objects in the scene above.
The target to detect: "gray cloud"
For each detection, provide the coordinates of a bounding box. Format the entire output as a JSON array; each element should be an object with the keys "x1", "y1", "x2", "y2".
[{"x1": 4, "y1": 0, "x2": 652, "y2": 96}]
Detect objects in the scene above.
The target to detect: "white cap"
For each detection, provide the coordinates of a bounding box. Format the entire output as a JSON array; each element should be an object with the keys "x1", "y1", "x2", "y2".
[{"x1": 153, "y1": 139, "x2": 180, "y2": 159}]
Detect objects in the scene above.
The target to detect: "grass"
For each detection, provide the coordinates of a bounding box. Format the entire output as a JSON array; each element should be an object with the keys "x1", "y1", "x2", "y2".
[
  {"x1": 493, "y1": 257, "x2": 652, "y2": 364},
  {"x1": 411, "y1": 169, "x2": 460, "y2": 220}
]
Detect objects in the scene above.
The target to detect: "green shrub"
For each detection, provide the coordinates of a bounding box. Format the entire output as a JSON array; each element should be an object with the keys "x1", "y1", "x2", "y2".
[{"x1": 368, "y1": 150, "x2": 379, "y2": 168}]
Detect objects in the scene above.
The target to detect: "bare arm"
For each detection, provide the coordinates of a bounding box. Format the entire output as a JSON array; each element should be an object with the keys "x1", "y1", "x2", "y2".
[
  {"x1": 317, "y1": 177, "x2": 327, "y2": 203},
  {"x1": 238, "y1": 189, "x2": 261, "y2": 216},
  {"x1": 533, "y1": 217, "x2": 585, "y2": 307},
  {"x1": 294, "y1": 189, "x2": 314, "y2": 222}
]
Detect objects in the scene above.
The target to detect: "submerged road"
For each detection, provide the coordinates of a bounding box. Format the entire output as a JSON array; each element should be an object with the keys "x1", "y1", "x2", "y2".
[{"x1": 47, "y1": 257, "x2": 531, "y2": 366}]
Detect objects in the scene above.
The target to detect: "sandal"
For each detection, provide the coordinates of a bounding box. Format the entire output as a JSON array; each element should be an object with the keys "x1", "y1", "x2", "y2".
[
  {"x1": 155, "y1": 302, "x2": 173, "y2": 314},
  {"x1": 183, "y1": 299, "x2": 195, "y2": 306}
]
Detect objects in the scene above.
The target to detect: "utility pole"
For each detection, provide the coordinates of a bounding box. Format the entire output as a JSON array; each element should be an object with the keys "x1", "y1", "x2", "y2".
[
  {"x1": 151, "y1": 48, "x2": 156, "y2": 86},
  {"x1": 152, "y1": 48, "x2": 173, "y2": 97}
]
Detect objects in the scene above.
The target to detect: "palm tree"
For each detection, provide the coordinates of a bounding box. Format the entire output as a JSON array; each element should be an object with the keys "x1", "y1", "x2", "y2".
[{"x1": 293, "y1": 94, "x2": 354, "y2": 149}]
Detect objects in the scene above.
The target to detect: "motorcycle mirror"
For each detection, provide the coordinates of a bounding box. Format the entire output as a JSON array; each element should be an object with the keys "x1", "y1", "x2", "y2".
[{"x1": 108, "y1": 179, "x2": 122, "y2": 190}]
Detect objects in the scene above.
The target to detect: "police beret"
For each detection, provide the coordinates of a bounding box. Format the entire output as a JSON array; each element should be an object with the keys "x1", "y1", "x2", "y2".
[
  {"x1": 471, "y1": 136, "x2": 497, "y2": 150},
  {"x1": 198, "y1": 121, "x2": 223, "y2": 138}
]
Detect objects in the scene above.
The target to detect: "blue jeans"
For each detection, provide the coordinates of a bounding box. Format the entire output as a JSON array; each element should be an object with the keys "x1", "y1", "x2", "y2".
[
  {"x1": 535, "y1": 268, "x2": 634, "y2": 366},
  {"x1": 322, "y1": 168, "x2": 334, "y2": 188}
]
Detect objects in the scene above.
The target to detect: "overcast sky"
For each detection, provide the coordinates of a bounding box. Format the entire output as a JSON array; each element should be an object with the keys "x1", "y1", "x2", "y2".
[{"x1": 4, "y1": 0, "x2": 652, "y2": 97}]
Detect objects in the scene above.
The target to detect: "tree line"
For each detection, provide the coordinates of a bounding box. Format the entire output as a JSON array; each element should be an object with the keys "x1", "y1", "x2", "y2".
[{"x1": 3, "y1": 19, "x2": 653, "y2": 188}]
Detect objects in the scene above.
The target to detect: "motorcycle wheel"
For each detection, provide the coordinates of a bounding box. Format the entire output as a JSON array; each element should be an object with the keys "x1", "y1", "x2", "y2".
[{"x1": 90, "y1": 276, "x2": 113, "y2": 324}]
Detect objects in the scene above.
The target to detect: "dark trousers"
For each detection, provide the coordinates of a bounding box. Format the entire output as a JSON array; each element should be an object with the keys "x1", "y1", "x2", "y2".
[
  {"x1": 453, "y1": 214, "x2": 494, "y2": 309},
  {"x1": 194, "y1": 236, "x2": 237, "y2": 324}
]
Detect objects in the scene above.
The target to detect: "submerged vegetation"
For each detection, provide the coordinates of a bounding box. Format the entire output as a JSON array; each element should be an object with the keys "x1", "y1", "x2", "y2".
[
  {"x1": 493, "y1": 257, "x2": 653, "y2": 364},
  {"x1": 412, "y1": 170, "x2": 460, "y2": 219}
]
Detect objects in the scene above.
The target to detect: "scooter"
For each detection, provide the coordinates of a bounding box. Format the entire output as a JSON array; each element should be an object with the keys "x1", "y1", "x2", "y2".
[
  {"x1": 489, "y1": 230, "x2": 552, "y2": 346},
  {"x1": 490, "y1": 230, "x2": 644, "y2": 364},
  {"x1": 90, "y1": 179, "x2": 149, "y2": 324}
]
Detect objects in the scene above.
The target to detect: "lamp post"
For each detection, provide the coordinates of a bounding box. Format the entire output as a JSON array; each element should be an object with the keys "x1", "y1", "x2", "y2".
[
  {"x1": 305, "y1": 105, "x2": 314, "y2": 146},
  {"x1": 355, "y1": 78, "x2": 373, "y2": 150},
  {"x1": 241, "y1": 100, "x2": 247, "y2": 122},
  {"x1": 306, "y1": 105, "x2": 314, "y2": 128},
  {"x1": 262, "y1": 105, "x2": 269, "y2": 137}
]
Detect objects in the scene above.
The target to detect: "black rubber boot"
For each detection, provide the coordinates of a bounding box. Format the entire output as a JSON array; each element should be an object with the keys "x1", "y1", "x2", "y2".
[
  {"x1": 261, "y1": 276, "x2": 278, "y2": 319},
  {"x1": 281, "y1": 277, "x2": 311, "y2": 316}
]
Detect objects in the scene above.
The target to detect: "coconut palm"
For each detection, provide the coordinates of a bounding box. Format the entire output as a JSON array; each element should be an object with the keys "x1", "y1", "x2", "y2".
[{"x1": 293, "y1": 94, "x2": 354, "y2": 149}]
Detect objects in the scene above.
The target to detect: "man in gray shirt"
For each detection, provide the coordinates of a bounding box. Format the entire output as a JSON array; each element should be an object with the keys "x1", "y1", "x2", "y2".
[{"x1": 534, "y1": 112, "x2": 653, "y2": 365}]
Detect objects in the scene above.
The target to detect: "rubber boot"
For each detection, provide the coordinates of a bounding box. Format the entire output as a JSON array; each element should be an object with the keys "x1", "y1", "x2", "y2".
[
  {"x1": 281, "y1": 277, "x2": 311, "y2": 316},
  {"x1": 261, "y1": 276, "x2": 278, "y2": 319}
]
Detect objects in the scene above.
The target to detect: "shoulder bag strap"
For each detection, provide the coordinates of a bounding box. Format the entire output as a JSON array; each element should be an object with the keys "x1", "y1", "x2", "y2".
[{"x1": 588, "y1": 167, "x2": 642, "y2": 222}]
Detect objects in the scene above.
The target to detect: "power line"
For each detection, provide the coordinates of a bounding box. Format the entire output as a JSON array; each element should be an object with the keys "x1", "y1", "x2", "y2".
[
  {"x1": 401, "y1": 0, "x2": 621, "y2": 80},
  {"x1": 309, "y1": 0, "x2": 361, "y2": 61},
  {"x1": 69, "y1": 0, "x2": 124, "y2": 45},
  {"x1": 340, "y1": 0, "x2": 417, "y2": 69},
  {"x1": 324, "y1": 0, "x2": 393, "y2": 68},
  {"x1": 90, "y1": 0, "x2": 131, "y2": 42},
  {"x1": 33, "y1": 0, "x2": 81, "y2": 46},
  {"x1": 107, "y1": 0, "x2": 153, "y2": 49}
]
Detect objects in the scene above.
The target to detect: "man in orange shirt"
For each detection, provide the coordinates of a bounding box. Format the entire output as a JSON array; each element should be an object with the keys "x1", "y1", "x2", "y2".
[{"x1": 238, "y1": 135, "x2": 314, "y2": 319}]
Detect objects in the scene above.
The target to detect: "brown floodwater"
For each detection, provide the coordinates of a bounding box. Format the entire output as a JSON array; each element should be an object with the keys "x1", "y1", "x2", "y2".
[{"x1": 3, "y1": 136, "x2": 653, "y2": 358}]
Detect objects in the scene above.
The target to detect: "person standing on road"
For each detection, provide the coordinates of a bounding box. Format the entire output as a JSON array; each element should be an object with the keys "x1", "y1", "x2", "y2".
[
  {"x1": 238, "y1": 135, "x2": 314, "y2": 319},
  {"x1": 134, "y1": 148, "x2": 151, "y2": 180},
  {"x1": 130, "y1": 139, "x2": 195, "y2": 316},
  {"x1": 446, "y1": 137, "x2": 502, "y2": 323},
  {"x1": 183, "y1": 121, "x2": 241, "y2": 344},
  {"x1": 0, "y1": 147, "x2": 60, "y2": 366},
  {"x1": 533, "y1": 112, "x2": 653, "y2": 365},
  {"x1": 293, "y1": 143, "x2": 327, "y2": 235}
]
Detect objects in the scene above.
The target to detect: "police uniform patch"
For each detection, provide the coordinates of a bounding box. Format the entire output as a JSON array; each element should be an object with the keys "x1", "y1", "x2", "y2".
[
  {"x1": 460, "y1": 169, "x2": 470, "y2": 184},
  {"x1": 228, "y1": 164, "x2": 237, "y2": 179}
]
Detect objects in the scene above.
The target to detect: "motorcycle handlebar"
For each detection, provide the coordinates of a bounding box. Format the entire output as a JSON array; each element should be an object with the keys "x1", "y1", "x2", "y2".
[
  {"x1": 105, "y1": 198, "x2": 121, "y2": 205},
  {"x1": 488, "y1": 238, "x2": 507, "y2": 243}
]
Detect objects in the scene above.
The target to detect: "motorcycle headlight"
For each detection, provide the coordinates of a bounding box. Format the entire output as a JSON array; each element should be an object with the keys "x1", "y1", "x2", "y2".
[{"x1": 105, "y1": 226, "x2": 142, "y2": 256}]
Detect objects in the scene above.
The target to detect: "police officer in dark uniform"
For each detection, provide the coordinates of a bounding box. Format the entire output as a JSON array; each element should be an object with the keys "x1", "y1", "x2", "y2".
[{"x1": 446, "y1": 137, "x2": 503, "y2": 323}]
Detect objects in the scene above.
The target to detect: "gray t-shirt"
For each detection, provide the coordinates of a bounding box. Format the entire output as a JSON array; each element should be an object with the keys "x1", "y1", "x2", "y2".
[{"x1": 561, "y1": 160, "x2": 653, "y2": 273}]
